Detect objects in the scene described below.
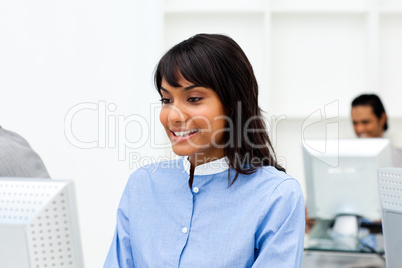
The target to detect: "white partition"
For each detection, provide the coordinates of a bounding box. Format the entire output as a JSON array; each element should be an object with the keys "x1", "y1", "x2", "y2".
[
  {"x1": 381, "y1": 0, "x2": 402, "y2": 8},
  {"x1": 270, "y1": 0, "x2": 367, "y2": 9},
  {"x1": 163, "y1": 0, "x2": 402, "y2": 118},
  {"x1": 270, "y1": 13, "x2": 366, "y2": 117},
  {"x1": 379, "y1": 14, "x2": 402, "y2": 117},
  {"x1": 378, "y1": 168, "x2": 402, "y2": 268}
]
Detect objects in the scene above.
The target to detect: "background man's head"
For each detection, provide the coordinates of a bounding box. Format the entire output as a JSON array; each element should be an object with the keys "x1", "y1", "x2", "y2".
[{"x1": 351, "y1": 94, "x2": 387, "y2": 138}]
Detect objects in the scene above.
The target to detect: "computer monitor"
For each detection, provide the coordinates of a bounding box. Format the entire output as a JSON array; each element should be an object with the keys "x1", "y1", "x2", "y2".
[
  {"x1": 0, "y1": 178, "x2": 84, "y2": 268},
  {"x1": 304, "y1": 138, "x2": 392, "y2": 221},
  {"x1": 378, "y1": 168, "x2": 402, "y2": 268}
]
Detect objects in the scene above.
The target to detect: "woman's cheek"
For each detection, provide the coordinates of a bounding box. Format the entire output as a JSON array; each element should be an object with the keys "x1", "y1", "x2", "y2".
[{"x1": 159, "y1": 108, "x2": 168, "y2": 126}]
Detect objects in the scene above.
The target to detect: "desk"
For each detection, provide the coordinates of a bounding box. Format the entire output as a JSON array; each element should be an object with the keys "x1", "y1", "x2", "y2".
[
  {"x1": 303, "y1": 251, "x2": 385, "y2": 268},
  {"x1": 303, "y1": 220, "x2": 386, "y2": 268}
]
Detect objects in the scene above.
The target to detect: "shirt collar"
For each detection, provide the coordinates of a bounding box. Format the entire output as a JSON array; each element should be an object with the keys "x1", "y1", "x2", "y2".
[{"x1": 182, "y1": 156, "x2": 229, "y2": 176}]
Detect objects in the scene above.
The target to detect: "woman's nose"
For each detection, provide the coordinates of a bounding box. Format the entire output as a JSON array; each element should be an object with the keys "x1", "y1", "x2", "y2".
[{"x1": 168, "y1": 104, "x2": 188, "y2": 124}]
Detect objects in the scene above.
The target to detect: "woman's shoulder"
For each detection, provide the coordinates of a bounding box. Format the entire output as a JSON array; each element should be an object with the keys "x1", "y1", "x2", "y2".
[
  {"x1": 245, "y1": 165, "x2": 302, "y2": 196},
  {"x1": 248, "y1": 166, "x2": 304, "y2": 212},
  {"x1": 255, "y1": 165, "x2": 295, "y2": 182}
]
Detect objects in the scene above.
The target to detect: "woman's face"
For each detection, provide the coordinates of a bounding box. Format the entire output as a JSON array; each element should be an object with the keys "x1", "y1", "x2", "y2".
[{"x1": 159, "y1": 74, "x2": 227, "y2": 166}]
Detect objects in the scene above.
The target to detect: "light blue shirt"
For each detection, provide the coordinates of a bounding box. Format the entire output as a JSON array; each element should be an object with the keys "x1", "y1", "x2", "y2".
[{"x1": 104, "y1": 157, "x2": 305, "y2": 267}]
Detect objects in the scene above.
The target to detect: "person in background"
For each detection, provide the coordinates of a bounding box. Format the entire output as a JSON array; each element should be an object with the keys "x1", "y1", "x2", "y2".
[
  {"x1": 351, "y1": 93, "x2": 402, "y2": 167},
  {"x1": 306, "y1": 94, "x2": 398, "y2": 232},
  {"x1": 0, "y1": 126, "x2": 50, "y2": 178},
  {"x1": 351, "y1": 94, "x2": 387, "y2": 138}
]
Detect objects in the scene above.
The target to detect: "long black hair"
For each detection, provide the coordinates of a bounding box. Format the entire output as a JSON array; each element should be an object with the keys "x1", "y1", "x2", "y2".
[{"x1": 154, "y1": 33, "x2": 285, "y2": 184}]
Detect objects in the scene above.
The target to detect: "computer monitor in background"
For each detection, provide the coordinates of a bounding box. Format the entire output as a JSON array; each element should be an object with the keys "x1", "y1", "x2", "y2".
[
  {"x1": 0, "y1": 178, "x2": 84, "y2": 268},
  {"x1": 304, "y1": 138, "x2": 391, "y2": 221},
  {"x1": 378, "y1": 168, "x2": 402, "y2": 268}
]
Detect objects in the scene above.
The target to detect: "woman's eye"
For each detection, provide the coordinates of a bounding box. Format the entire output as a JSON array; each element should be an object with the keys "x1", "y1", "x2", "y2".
[
  {"x1": 188, "y1": 97, "x2": 203, "y2": 103},
  {"x1": 160, "y1": 98, "x2": 172, "y2": 104}
]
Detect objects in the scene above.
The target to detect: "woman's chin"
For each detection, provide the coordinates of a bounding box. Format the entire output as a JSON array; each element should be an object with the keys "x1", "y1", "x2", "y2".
[{"x1": 170, "y1": 145, "x2": 195, "y2": 157}]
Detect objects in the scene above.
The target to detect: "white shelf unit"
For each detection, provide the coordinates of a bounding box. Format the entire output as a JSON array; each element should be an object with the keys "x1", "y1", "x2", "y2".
[{"x1": 162, "y1": 0, "x2": 402, "y2": 118}]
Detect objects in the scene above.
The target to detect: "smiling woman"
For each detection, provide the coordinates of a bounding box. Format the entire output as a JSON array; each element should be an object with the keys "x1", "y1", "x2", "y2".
[
  {"x1": 159, "y1": 74, "x2": 227, "y2": 168},
  {"x1": 104, "y1": 34, "x2": 305, "y2": 268}
]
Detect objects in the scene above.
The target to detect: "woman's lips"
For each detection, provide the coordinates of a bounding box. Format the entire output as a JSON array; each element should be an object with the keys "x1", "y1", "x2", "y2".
[{"x1": 170, "y1": 129, "x2": 199, "y2": 142}]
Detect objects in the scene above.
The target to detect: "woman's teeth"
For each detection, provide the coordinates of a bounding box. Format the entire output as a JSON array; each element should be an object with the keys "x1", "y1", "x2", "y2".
[{"x1": 173, "y1": 130, "x2": 198, "y2": 137}]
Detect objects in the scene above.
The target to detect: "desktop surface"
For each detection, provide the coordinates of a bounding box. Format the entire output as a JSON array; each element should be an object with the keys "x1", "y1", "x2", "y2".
[
  {"x1": 305, "y1": 220, "x2": 384, "y2": 254},
  {"x1": 304, "y1": 220, "x2": 386, "y2": 268},
  {"x1": 303, "y1": 250, "x2": 386, "y2": 268}
]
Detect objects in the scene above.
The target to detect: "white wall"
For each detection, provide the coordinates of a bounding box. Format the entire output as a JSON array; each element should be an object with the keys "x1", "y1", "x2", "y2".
[
  {"x1": 0, "y1": 0, "x2": 165, "y2": 267},
  {"x1": 2, "y1": 1, "x2": 402, "y2": 267}
]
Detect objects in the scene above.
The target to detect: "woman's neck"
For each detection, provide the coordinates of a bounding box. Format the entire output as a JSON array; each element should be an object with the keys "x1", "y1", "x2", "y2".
[
  {"x1": 188, "y1": 153, "x2": 225, "y2": 169},
  {"x1": 187, "y1": 153, "x2": 226, "y2": 188}
]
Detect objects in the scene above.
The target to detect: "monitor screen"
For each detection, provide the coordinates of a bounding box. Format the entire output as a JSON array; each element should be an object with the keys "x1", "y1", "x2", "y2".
[
  {"x1": 378, "y1": 168, "x2": 402, "y2": 268},
  {"x1": 304, "y1": 138, "x2": 392, "y2": 221},
  {"x1": 0, "y1": 178, "x2": 83, "y2": 268}
]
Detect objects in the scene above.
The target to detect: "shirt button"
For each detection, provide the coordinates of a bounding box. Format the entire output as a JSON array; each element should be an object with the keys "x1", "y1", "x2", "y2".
[
  {"x1": 182, "y1": 227, "x2": 188, "y2": 234},
  {"x1": 192, "y1": 187, "x2": 199, "y2": 193}
]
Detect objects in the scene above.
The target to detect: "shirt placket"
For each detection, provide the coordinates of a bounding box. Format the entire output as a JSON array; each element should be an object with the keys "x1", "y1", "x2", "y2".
[
  {"x1": 176, "y1": 174, "x2": 204, "y2": 267},
  {"x1": 174, "y1": 174, "x2": 196, "y2": 267}
]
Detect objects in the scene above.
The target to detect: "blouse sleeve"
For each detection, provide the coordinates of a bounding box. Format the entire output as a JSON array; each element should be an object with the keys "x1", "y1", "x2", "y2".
[
  {"x1": 103, "y1": 179, "x2": 135, "y2": 268},
  {"x1": 252, "y1": 179, "x2": 305, "y2": 268}
]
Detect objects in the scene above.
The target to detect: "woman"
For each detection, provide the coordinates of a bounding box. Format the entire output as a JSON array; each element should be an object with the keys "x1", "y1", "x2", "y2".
[{"x1": 104, "y1": 34, "x2": 305, "y2": 267}]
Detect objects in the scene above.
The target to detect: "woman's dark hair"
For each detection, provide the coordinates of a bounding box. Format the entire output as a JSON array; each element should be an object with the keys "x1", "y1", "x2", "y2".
[
  {"x1": 154, "y1": 33, "x2": 285, "y2": 184},
  {"x1": 351, "y1": 94, "x2": 388, "y2": 131}
]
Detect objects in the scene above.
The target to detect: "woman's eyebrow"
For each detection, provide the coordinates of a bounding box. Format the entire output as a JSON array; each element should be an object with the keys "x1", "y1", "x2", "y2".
[
  {"x1": 160, "y1": 87, "x2": 169, "y2": 93},
  {"x1": 182, "y1": 85, "x2": 199, "y2": 92},
  {"x1": 160, "y1": 85, "x2": 200, "y2": 93}
]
